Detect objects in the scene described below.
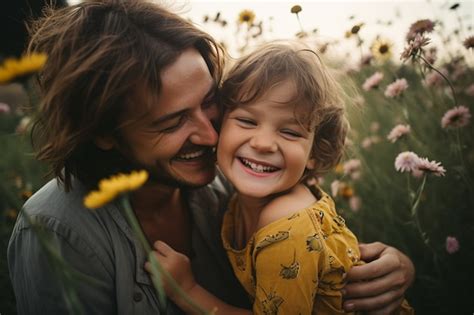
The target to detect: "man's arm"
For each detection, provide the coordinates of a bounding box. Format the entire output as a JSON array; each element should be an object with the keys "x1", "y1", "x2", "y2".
[
  {"x1": 342, "y1": 242, "x2": 415, "y2": 315},
  {"x1": 8, "y1": 216, "x2": 115, "y2": 314}
]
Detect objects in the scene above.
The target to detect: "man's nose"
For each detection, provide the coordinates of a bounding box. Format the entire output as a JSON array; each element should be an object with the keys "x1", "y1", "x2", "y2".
[{"x1": 189, "y1": 109, "x2": 219, "y2": 146}]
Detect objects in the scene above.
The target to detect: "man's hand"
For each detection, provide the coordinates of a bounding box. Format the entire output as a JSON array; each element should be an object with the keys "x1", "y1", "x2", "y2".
[{"x1": 342, "y1": 242, "x2": 415, "y2": 315}]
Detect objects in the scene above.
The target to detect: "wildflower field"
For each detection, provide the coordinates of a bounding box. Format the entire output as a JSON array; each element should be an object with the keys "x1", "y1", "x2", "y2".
[{"x1": 1, "y1": 2, "x2": 473, "y2": 314}]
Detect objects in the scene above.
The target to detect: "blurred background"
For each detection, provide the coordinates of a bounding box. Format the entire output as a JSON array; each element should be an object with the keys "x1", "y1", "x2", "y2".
[{"x1": 1, "y1": 0, "x2": 473, "y2": 314}]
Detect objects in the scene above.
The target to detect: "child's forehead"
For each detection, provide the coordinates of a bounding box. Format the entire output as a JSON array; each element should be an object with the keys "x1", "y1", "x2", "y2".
[{"x1": 236, "y1": 77, "x2": 297, "y2": 101}]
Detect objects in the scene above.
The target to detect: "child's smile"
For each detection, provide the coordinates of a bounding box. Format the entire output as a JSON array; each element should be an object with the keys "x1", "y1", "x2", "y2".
[{"x1": 237, "y1": 156, "x2": 281, "y2": 176}]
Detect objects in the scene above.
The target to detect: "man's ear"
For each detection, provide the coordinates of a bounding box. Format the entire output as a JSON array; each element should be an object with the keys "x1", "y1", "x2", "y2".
[
  {"x1": 94, "y1": 135, "x2": 115, "y2": 150},
  {"x1": 306, "y1": 158, "x2": 316, "y2": 170}
]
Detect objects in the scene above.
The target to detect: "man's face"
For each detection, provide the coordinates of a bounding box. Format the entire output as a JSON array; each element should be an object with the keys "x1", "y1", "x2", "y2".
[{"x1": 114, "y1": 48, "x2": 219, "y2": 188}]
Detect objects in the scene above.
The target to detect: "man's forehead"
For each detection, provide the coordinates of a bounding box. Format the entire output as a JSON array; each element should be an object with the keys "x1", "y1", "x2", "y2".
[{"x1": 121, "y1": 78, "x2": 216, "y2": 123}]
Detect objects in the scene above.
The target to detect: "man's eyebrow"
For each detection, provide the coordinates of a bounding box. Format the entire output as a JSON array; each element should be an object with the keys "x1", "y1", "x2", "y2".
[{"x1": 150, "y1": 109, "x2": 187, "y2": 126}]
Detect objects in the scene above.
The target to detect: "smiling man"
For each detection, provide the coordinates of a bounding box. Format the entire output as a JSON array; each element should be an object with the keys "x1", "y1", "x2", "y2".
[{"x1": 8, "y1": 0, "x2": 414, "y2": 314}]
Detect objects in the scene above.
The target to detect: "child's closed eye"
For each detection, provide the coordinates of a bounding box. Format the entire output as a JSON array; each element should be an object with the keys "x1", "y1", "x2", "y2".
[
  {"x1": 281, "y1": 128, "x2": 303, "y2": 139},
  {"x1": 235, "y1": 117, "x2": 257, "y2": 127}
]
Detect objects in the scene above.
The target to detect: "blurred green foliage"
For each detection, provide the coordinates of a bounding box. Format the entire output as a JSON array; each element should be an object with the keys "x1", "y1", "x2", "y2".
[{"x1": 322, "y1": 59, "x2": 474, "y2": 314}]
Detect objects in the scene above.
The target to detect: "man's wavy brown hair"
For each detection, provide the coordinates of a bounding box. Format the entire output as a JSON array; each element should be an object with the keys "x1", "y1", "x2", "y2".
[
  {"x1": 28, "y1": 0, "x2": 224, "y2": 190},
  {"x1": 219, "y1": 41, "x2": 348, "y2": 179}
]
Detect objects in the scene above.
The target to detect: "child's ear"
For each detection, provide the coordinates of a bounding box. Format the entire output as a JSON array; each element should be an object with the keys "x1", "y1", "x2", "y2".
[
  {"x1": 306, "y1": 159, "x2": 316, "y2": 170},
  {"x1": 94, "y1": 135, "x2": 115, "y2": 150}
]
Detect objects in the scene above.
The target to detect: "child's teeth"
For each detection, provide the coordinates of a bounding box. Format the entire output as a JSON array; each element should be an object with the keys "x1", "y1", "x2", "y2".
[{"x1": 241, "y1": 158, "x2": 277, "y2": 173}]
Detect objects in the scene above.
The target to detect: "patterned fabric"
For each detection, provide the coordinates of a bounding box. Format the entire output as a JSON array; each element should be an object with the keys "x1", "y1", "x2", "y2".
[{"x1": 222, "y1": 190, "x2": 414, "y2": 315}]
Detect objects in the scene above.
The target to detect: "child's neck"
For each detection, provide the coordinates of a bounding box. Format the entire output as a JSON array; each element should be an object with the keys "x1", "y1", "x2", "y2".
[{"x1": 234, "y1": 194, "x2": 277, "y2": 245}]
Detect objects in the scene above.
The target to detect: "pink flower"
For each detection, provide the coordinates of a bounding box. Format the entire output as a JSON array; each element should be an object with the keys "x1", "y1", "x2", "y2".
[
  {"x1": 370, "y1": 121, "x2": 380, "y2": 133},
  {"x1": 400, "y1": 34, "x2": 431, "y2": 61},
  {"x1": 406, "y1": 19, "x2": 435, "y2": 41},
  {"x1": 384, "y1": 78, "x2": 409, "y2": 98},
  {"x1": 416, "y1": 158, "x2": 446, "y2": 176},
  {"x1": 387, "y1": 124, "x2": 411, "y2": 143},
  {"x1": 446, "y1": 236, "x2": 459, "y2": 254},
  {"x1": 349, "y1": 196, "x2": 362, "y2": 212},
  {"x1": 441, "y1": 105, "x2": 471, "y2": 128},
  {"x1": 362, "y1": 71, "x2": 384, "y2": 91},
  {"x1": 343, "y1": 159, "x2": 361, "y2": 175},
  {"x1": 330, "y1": 180, "x2": 340, "y2": 197},
  {"x1": 395, "y1": 151, "x2": 420, "y2": 173},
  {"x1": 424, "y1": 71, "x2": 444, "y2": 87},
  {"x1": 0, "y1": 102, "x2": 11, "y2": 114},
  {"x1": 361, "y1": 137, "x2": 372, "y2": 149}
]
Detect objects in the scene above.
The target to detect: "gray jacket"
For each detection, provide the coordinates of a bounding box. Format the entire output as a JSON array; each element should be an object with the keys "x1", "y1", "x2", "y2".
[{"x1": 8, "y1": 173, "x2": 248, "y2": 314}]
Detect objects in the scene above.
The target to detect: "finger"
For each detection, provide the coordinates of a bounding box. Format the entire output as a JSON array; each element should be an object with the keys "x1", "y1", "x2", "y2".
[
  {"x1": 346, "y1": 253, "x2": 400, "y2": 282},
  {"x1": 153, "y1": 240, "x2": 174, "y2": 256},
  {"x1": 343, "y1": 289, "x2": 403, "y2": 312},
  {"x1": 144, "y1": 261, "x2": 151, "y2": 272},
  {"x1": 343, "y1": 270, "x2": 405, "y2": 299},
  {"x1": 359, "y1": 242, "x2": 387, "y2": 262},
  {"x1": 365, "y1": 297, "x2": 405, "y2": 315}
]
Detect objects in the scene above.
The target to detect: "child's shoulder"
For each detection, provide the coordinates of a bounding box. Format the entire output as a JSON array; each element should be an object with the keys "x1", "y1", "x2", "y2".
[{"x1": 256, "y1": 184, "x2": 317, "y2": 230}]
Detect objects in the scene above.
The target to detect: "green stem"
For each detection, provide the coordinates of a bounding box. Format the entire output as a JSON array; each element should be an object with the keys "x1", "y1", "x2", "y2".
[
  {"x1": 409, "y1": 174, "x2": 442, "y2": 276},
  {"x1": 119, "y1": 196, "x2": 211, "y2": 315},
  {"x1": 411, "y1": 173, "x2": 426, "y2": 218},
  {"x1": 411, "y1": 174, "x2": 429, "y2": 245},
  {"x1": 417, "y1": 55, "x2": 458, "y2": 106},
  {"x1": 296, "y1": 13, "x2": 304, "y2": 33}
]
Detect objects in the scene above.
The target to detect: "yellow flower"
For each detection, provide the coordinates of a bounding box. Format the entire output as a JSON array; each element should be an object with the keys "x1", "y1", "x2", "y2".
[
  {"x1": 341, "y1": 186, "x2": 354, "y2": 199},
  {"x1": 291, "y1": 5, "x2": 302, "y2": 14},
  {"x1": 334, "y1": 163, "x2": 344, "y2": 174},
  {"x1": 20, "y1": 190, "x2": 33, "y2": 201},
  {"x1": 84, "y1": 190, "x2": 118, "y2": 210},
  {"x1": 0, "y1": 53, "x2": 47, "y2": 84},
  {"x1": 5, "y1": 208, "x2": 18, "y2": 220},
  {"x1": 238, "y1": 9, "x2": 255, "y2": 25},
  {"x1": 84, "y1": 170, "x2": 149, "y2": 209},
  {"x1": 371, "y1": 38, "x2": 393, "y2": 62}
]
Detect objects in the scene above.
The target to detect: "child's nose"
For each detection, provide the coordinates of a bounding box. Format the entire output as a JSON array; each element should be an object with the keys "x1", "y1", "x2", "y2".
[{"x1": 249, "y1": 129, "x2": 278, "y2": 153}]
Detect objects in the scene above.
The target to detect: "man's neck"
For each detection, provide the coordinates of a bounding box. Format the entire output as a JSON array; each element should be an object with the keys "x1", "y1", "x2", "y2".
[
  {"x1": 130, "y1": 183, "x2": 193, "y2": 256},
  {"x1": 131, "y1": 183, "x2": 182, "y2": 216}
]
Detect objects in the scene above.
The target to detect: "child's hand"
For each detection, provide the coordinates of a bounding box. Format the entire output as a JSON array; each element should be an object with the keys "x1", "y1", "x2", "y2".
[{"x1": 145, "y1": 240, "x2": 196, "y2": 299}]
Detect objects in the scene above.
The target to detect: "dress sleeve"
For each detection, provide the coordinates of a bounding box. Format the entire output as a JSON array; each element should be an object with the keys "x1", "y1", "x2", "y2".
[
  {"x1": 7, "y1": 214, "x2": 115, "y2": 315},
  {"x1": 251, "y1": 226, "x2": 325, "y2": 315}
]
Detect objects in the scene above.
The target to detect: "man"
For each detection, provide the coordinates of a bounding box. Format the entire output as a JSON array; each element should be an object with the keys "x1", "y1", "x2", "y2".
[{"x1": 8, "y1": 0, "x2": 414, "y2": 314}]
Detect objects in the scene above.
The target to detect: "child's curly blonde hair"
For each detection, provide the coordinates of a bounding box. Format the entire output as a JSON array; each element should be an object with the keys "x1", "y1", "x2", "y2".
[{"x1": 219, "y1": 40, "x2": 348, "y2": 179}]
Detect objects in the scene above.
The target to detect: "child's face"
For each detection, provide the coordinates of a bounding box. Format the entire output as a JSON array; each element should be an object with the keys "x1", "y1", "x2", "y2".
[{"x1": 217, "y1": 79, "x2": 315, "y2": 199}]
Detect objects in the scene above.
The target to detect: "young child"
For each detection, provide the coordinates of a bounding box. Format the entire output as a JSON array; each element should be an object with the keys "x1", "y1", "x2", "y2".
[{"x1": 149, "y1": 41, "x2": 413, "y2": 314}]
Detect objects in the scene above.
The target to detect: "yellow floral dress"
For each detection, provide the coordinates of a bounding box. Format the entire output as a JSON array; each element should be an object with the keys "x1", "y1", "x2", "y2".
[{"x1": 221, "y1": 190, "x2": 414, "y2": 315}]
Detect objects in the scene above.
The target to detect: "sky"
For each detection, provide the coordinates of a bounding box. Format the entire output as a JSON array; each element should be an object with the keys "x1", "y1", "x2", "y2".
[
  {"x1": 178, "y1": 0, "x2": 473, "y2": 61},
  {"x1": 68, "y1": 0, "x2": 473, "y2": 63}
]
